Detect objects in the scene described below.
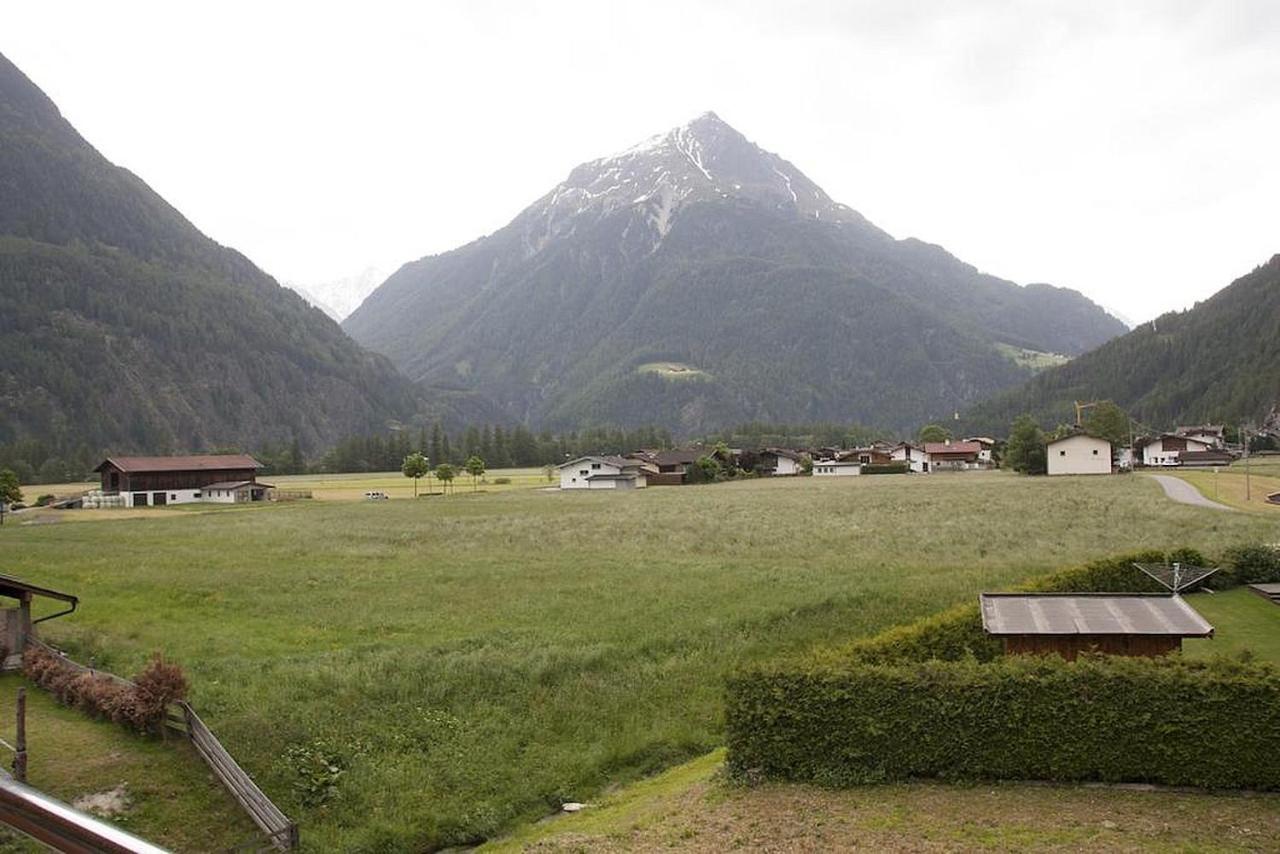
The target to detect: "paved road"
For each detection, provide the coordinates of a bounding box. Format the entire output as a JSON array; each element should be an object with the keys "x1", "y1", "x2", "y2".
[{"x1": 1147, "y1": 474, "x2": 1235, "y2": 511}]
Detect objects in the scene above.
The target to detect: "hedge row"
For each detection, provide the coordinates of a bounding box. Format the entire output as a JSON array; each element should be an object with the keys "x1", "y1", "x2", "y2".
[
  {"x1": 24, "y1": 645, "x2": 189, "y2": 734},
  {"x1": 862, "y1": 463, "x2": 910, "y2": 475},
  {"x1": 726, "y1": 654, "x2": 1280, "y2": 789},
  {"x1": 728, "y1": 545, "x2": 1280, "y2": 790}
]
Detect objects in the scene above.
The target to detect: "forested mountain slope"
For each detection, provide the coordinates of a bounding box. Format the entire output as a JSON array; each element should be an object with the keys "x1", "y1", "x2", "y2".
[
  {"x1": 345, "y1": 112, "x2": 1126, "y2": 433},
  {"x1": 963, "y1": 255, "x2": 1280, "y2": 434},
  {"x1": 0, "y1": 52, "x2": 435, "y2": 454}
]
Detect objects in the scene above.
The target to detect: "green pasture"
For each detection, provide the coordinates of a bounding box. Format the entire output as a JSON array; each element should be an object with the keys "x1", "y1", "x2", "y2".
[{"x1": 1, "y1": 472, "x2": 1276, "y2": 850}]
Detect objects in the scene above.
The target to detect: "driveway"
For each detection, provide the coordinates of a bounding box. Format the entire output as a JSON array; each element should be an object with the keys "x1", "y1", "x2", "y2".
[{"x1": 1147, "y1": 474, "x2": 1235, "y2": 511}]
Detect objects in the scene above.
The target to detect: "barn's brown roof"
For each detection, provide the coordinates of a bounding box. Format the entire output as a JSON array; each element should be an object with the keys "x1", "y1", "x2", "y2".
[
  {"x1": 980, "y1": 593, "x2": 1213, "y2": 637},
  {"x1": 94, "y1": 455, "x2": 262, "y2": 473}
]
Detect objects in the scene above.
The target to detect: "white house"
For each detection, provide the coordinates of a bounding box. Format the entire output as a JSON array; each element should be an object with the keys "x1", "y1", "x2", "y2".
[
  {"x1": 558, "y1": 456, "x2": 650, "y2": 490},
  {"x1": 761, "y1": 449, "x2": 804, "y2": 476},
  {"x1": 812, "y1": 460, "x2": 862, "y2": 476},
  {"x1": 1140, "y1": 434, "x2": 1214, "y2": 467},
  {"x1": 890, "y1": 442, "x2": 926, "y2": 473},
  {"x1": 1047, "y1": 433, "x2": 1112, "y2": 476}
]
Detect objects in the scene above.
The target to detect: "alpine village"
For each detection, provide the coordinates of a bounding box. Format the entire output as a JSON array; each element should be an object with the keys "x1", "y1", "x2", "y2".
[{"x1": 1, "y1": 11, "x2": 1279, "y2": 853}]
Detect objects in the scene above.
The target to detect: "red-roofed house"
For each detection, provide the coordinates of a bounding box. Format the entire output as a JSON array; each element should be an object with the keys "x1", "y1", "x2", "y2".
[
  {"x1": 923, "y1": 441, "x2": 985, "y2": 472},
  {"x1": 93, "y1": 455, "x2": 271, "y2": 507}
]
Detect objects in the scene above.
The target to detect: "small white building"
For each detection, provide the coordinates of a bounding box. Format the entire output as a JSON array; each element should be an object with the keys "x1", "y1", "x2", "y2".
[
  {"x1": 812, "y1": 460, "x2": 862, "y2": 476},
  {"x1": 558, "y1": 456, "x2": 650, "y2": 490},
  {"x1": 202, "y1": 481, "x2": 273, "y2": 503},
  {"x1": 890, "y1": 442, "x2": 926, "y2": 473},
  {"x1": 1047, "y1": 433, "x2": 1112, "y2": 476}
]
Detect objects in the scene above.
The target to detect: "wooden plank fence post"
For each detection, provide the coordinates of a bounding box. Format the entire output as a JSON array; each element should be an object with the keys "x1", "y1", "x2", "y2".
[{"x1": 14, "y1": 687, "x2": 27, "y2": 783}]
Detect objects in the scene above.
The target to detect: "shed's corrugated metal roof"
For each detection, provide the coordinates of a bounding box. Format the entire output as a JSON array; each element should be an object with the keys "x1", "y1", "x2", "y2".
[{"x1": 979, "y1": 593, "x2": 1213, "y2": 637}]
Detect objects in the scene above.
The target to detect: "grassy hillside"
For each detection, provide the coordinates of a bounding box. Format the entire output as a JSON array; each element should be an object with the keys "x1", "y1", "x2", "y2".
[
  {"x1": 0, "y1": 51, "x2": 430, "y2": 456},
  {"x1": 0, "y1": 473, "x2": 1273, "y2": 849},
  {"x1": 964, "y1": 255, "x2": 1280, "y2": 434}
]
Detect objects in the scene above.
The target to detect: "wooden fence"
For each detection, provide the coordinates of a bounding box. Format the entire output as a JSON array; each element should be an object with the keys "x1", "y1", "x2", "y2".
[{"x1": 24, "y1": 640, "x2": 298, "y2": 850}]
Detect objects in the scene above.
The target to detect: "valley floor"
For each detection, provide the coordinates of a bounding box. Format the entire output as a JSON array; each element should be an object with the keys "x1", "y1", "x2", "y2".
[{"x1": 0, "y1": 471, "x2": 1277, "y2": 849}]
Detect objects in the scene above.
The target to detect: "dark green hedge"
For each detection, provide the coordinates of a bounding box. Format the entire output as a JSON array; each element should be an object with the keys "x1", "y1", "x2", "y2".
[
  {"x1": 726, "y1": 655, "x2": 1280, "y2": 789},
  {"x1": 729, "y1": 547, "x2": 1279, "y2": 789},
  {"x1": 862, "y1": 462, "x2": 910, "y2": 475}
]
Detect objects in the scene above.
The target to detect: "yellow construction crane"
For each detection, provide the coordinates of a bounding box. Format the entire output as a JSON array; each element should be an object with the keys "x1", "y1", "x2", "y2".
[{"x1": 1073, "y1": 400, "x2": 1100, "y2": 426}]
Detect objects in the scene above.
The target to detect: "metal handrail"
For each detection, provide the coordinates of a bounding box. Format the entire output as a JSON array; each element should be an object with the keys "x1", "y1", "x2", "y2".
[{"x1": 0, "y1": 772, "x2": 171, "y2": 853}]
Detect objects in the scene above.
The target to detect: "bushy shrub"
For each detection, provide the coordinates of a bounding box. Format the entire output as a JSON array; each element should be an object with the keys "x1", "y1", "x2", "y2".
[
  {"x1": 24, "y1": 646, "x2": 188, "y2": 733},
  {"x1": 34, "y1": 494, "x2": 55, "y2": 507},
  {"x1": 726, "y1": 654, "x2": 1280, "y2": 790},
  {"x1": 1219, "y1": 544, "x2": 1280, "y2": 586}
]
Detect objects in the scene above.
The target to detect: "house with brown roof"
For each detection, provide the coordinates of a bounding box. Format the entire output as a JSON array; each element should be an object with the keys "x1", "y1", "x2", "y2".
[
  {"x1": 923, "y1": 440, "x2": 986, "y2": 472},
  {"x1": 1137, "y1": 434, "x2": 1217, "y2": 467},
  {"x1": 93, "y1": 455, "x2": 272, "y2": 507}
]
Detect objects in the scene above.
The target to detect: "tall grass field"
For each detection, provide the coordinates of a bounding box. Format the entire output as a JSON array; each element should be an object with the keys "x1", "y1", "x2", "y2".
[{"x1": 1, "y1": 472, "x2": 1276, "y2": 850}]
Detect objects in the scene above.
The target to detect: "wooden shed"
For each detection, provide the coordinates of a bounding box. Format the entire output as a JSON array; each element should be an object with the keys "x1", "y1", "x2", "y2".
[
  {"x1": 979, "y1": 592, "x2": 1213, "y2": 659},
  {"x1": 0, "y1": 575, "x2": 78, "y2": 671}
]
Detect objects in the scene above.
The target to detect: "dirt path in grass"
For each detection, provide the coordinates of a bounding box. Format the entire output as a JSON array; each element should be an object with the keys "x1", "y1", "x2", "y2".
[{"x1": 1148, "y1": 474, "x2": 1234, "y2": 511}]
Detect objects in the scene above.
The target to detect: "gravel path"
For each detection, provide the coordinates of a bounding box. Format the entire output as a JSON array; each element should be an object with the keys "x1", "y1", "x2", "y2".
[{"x1": 1148, "y1": 474, "x2": 1235, "y2": 511}]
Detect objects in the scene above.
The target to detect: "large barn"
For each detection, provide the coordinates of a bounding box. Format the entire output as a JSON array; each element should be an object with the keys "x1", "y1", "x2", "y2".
[{"x1": 93, "y1": 455, "x2": 272, "y2": 507}]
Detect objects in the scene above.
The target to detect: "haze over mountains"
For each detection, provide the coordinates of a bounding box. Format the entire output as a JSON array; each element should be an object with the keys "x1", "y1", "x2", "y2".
[
  {"x1": 345, "y1": 112, "x2": 1127, "y2": 433},
  {"x1": 964, "y1": 255, "x2": 1280, "y2": 435},
  {"x1": 0, "y1": 52, "x2": 429, "y2": 454}
]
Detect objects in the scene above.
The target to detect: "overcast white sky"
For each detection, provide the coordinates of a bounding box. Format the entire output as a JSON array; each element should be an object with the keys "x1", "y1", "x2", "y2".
[{"x1": 5, "y1": 1, "x2": 1278, "y2": 323}]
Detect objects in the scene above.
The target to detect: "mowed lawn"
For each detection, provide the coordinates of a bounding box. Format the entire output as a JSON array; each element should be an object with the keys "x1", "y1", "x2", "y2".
[
  {"x1": 1184, "y1": 587, "x2": 1280, "y2": 663},
  {"x1": 0, "y1": 472, "x2": 1276, "y2": 850},
  {"x1": 1167, "y1": 456, "x2": 1280, "y2": 513},
  {"x1": 0, "y1": 676, "x2": 256, "y2": 851},
  {"x1": 485, "y1": 750, "x2": 1280, "y2": 853}
]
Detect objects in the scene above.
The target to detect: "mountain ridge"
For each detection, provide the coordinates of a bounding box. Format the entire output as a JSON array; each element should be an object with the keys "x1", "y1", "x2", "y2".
[
  {"x1": 346, "y1": 112, "x2": 1125, "y2": 433},
  {"x1": 0, "y1": 52, "x2": 445, "y2": 455},
  {"x1": 961, "y1": 254, "x2": 1280, "y2": 435}
]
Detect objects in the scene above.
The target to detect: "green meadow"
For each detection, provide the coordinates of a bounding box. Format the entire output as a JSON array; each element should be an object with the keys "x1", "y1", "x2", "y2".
[{"x1": 1, "y1": 472, "x2": 1276, "y2": 850}]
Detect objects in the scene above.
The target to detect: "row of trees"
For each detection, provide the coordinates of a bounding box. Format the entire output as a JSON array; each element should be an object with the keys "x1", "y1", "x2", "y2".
[
  {"x1": 318, "y1": 423, "x2": 674, "y2": 474},
  {"x1": 400, "y1": 453, "x2": 490, "y2": 496}
]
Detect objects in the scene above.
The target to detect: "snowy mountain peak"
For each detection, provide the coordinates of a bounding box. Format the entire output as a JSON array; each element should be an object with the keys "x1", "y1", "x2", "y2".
[{"x1": 519, "y1": 113, "x2": 881, "y2": 257}]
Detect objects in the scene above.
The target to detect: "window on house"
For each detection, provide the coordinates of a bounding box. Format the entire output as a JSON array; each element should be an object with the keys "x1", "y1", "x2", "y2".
[
  {"x1": 579, "y1": 469, "x2": 589, "y2": 476},
  {"x1": 194, "y1": 492, "x2": 201, "y2": 498},
  {"x1": 591, "y1": 462, "x2": 601, "y2": 469},
  {"x1": 1092, "y1": 450, "x2": 1098, "y2": 455},
  {"x1": 1059, "y1": 451, "x2": 1066, "y2": 456}
]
